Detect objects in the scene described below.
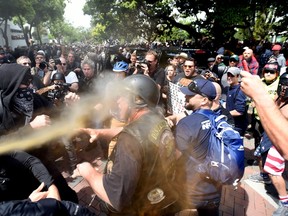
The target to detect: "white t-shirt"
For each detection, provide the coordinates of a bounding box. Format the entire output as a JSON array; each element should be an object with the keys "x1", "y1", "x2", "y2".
[{"x1": 51, "y1": 70, "x2": 79, "y2": 84}]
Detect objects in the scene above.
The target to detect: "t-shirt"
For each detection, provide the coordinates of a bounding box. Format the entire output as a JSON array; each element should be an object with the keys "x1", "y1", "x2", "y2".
[
  {"x1": 175, "y1": 110, "x2": 221, "y2": 204},
  {"x1": 149, "y1": 67, "x2": 166, "y2": 87},
  {"x1": 103, "y1": 132, "x2": 141, "y2": 212}
]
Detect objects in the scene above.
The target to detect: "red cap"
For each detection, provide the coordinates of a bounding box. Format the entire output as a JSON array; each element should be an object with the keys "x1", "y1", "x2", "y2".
[{"x1": 272, "y1": 44, "x2": 281, "y2": 51}]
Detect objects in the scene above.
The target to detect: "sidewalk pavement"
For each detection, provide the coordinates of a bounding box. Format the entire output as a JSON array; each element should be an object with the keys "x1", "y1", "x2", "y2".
[{"x1": 59, "y1": 136, "x2": 280, "y2": 216}]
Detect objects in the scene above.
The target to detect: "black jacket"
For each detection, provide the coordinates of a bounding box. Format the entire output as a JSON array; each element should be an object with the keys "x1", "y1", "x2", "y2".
[{"x1": 0, "y1": 198, "x2": 97, "y2": 216}]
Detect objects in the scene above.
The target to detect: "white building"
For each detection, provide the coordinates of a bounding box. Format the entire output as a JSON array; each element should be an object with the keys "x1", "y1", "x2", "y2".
[{"x1": 0, "y1": 20, "x2": 27, "y2": 50}]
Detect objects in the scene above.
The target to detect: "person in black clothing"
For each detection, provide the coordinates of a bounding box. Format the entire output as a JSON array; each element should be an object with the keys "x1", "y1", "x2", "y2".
[
  {"x1": 0, "y1": 199, "x2": 97, "y2": 216},
  {"x1": 0, "y1": 150, "x2": 60, "y2": 202},
  {"x1": 142, "y1": 50, "x2": 166, "y2": 88},
  {"x1": 77, "y1": 58, "x2": 97, "y2": 95},
  {"x1": 0, "y1": 49, "x2": 11, "y2": 65},
  {"x1": 0, "y1": 63, "x2": 78, "y2": 203}
]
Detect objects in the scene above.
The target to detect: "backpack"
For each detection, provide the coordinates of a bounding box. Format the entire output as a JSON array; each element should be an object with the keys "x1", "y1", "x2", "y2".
[{"x1": 191, "y1": 109, "x2": 245, "y2": 187}]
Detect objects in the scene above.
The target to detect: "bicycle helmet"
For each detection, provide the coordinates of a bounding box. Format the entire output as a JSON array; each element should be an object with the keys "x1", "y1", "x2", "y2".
[
  {"x1": 122, "y1": 74, "x2": 160, "y2": 108},
  {"x1": 113, "y1": 61, "x2": 129, "y2": 72}
]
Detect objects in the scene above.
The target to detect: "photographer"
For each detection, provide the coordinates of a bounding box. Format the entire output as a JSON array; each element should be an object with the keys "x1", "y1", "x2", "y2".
[
  {"x1": 31, "y1": 51, "x2": 49, "y2": 82},
  {"x1": 37, "y1": 72, "x2": 71, "y2": 107},
  {"x1": 44, "y1": 57, "x2": 79, "y2": 92},
  {"x1": 138, "y1": 50, "x2": 166, "y2": 89}
]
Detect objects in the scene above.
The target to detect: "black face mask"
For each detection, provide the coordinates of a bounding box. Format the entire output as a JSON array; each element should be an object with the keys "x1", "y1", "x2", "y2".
[{"x1": 11, "y1": 88, "x2": 34, "y2": 123}]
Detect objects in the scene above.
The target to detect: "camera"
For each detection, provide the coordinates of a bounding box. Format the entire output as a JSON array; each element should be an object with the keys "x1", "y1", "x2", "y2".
[
  {"x1": 135, "y1": 59, "x2": 151, "y2": 74},
  {"x1": 39, "y1": 61, "x2": 48, "y2": 70},
  {"x1": 47, "y1": 83, "x2": 71, "y2": 101}
]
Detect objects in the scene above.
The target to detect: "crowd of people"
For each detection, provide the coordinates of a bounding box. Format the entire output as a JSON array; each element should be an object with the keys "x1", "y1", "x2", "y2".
[{"x1": 0, "y1": 39, "x2": 288, "y2": 216}]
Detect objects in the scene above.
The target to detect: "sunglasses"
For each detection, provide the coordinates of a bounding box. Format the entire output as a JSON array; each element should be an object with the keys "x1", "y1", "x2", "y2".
[
  {"x1": 22, "y1": 62, "x2": 31, "y2": 66},
  {"x1": 229, "y1": 59, "x2": 238, "y2": 62},
  {"x1": 61, "y1": 63, "x2": 67, "y2": 66},
  {"x1": 263, "y1": 70, "x2": 276, "y2": 74},
  {"x1": 188, "y1": 81, "x2": 213, "y2": 100},
  {"x1": 184, "y1": 65, "x2": 193, "y2": 68}
]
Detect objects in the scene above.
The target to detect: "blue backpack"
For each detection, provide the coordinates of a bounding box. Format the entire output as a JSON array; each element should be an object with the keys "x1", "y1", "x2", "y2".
[{"x1": 191, "y1": 109, "x2": 245, "y2": 187}]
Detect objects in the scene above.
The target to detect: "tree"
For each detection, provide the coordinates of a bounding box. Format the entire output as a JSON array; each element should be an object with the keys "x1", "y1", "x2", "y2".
[
  {"x1": 84, "y1": 0, "x2": 288, "y2": 45},
  {"x1": 13, "y1": 0, "x2": 66, "y2": 46},
  {"x1": 0, "y1": 0, "x2": 30, "y2": 47}
]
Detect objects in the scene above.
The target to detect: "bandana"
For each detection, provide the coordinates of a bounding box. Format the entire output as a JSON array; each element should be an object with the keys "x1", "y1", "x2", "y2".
[{"x1": 11, "y1": 88, "x2": 34, "y2": 124}]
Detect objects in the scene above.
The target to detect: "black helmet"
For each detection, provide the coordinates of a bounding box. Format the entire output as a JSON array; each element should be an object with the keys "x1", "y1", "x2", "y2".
[
  {"x1": 277, "y1": 72, "x2": 288, "y2": 99},
  {"x1": 51, "y1": 72, "x2": 65, "y2": 82},
  {"x1": 122, "y1": 74, "x2": 160, "y2": 108}
]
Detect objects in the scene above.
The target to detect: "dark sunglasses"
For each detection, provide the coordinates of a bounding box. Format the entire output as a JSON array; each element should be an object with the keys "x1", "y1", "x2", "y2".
[
  {"x1": 22, "y1": 62, "x2": 31, "y2": 66},
  {"x1": 188, "y1": 81, "x2": 213, "y2": 101},
  {"x1": 229, "y1": 59, "x2": 238, "y2": 62},
  {"x1": 61, "y1": 63, "x2": 67, "y2": 66},
  {"x1": 263, "y1": 70, "x2": 276, "y2": 74},
  {"x1": 184, "y1": 65, "x2": 193, "y2": 68}
]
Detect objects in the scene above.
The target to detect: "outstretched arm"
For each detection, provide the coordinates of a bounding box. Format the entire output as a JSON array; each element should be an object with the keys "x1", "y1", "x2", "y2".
[{"x1": 79, "y1": 127, "x2": 123, "y2": 143}]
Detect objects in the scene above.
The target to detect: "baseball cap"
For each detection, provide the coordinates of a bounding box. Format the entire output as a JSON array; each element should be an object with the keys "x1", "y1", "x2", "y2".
[
  {"x1": 180, "y1": 78, "x2": 216, "y2": 100},
  {"x1": 178, "y1": 52, "x2": 188, "y2": 59},
  {"x1": 272, "y1": 44, "x2": 281, "y2": 51},
  {"x1": 207, "y1": 57, "x2": 215, "y2": 62},
  {"x1": 230, "y1": 55, "x2": 239, "y2": 62},
  {"x1": 227, "y1": 67, "x2": 241, "y2": 76}
]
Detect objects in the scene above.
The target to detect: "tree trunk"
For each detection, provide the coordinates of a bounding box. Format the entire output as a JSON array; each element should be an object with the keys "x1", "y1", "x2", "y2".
[
  {"x1": 36, "y1": 26, "x2": 42, "y2": 45},
  {"x1": 2, "y1": 19, "x2": 9, "y2": 47},
  {"x1": 17, "y1": 16, "x2": 30, "y2": 47}
]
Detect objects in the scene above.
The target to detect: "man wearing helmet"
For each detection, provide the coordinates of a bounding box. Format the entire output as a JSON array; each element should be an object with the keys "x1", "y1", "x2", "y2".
[{"x1": 74, "y1": 75, "x2": 178, "y2": 215}]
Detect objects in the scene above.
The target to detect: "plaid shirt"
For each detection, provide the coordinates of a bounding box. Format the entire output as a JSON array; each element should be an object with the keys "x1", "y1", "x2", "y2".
[{"x1": 237, "y1": 55, "x2": 259, "y2": 75}]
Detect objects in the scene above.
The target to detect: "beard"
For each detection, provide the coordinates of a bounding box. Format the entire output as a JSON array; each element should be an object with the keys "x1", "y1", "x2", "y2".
[{"x1": 184, "y1": 102, "x2": 194, "y2": 110}]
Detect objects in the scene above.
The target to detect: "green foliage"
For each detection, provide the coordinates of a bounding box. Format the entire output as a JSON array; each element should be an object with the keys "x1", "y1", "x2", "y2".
[{"x1": 2, "y1": 0, "x2": 288, "y2": 47}]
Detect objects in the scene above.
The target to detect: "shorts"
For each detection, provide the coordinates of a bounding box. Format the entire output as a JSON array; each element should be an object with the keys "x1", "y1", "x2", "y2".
[{"x1": 264, "y1": 146, "x2": 285, "y2": 176}]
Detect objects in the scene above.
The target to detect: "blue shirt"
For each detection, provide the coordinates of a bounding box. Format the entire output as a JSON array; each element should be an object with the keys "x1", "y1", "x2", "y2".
[
  {"x1": 175, "y1": 109, "x2": 221, "y2": 203},
  {"x1": 176, "y1": 110, "x2": 212, "y2": 160},
  {"x1": 226, "y1": 84, "x2": 248, "y2": 135}
]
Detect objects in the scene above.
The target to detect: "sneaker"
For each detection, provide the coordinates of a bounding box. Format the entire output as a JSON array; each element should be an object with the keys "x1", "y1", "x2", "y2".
[
  {"x1": 273, "y1": 202, "x2": 288, "y2": 216},
  {"x1": 248, "y1": 173, "x2": 272, "y2": 184}
]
